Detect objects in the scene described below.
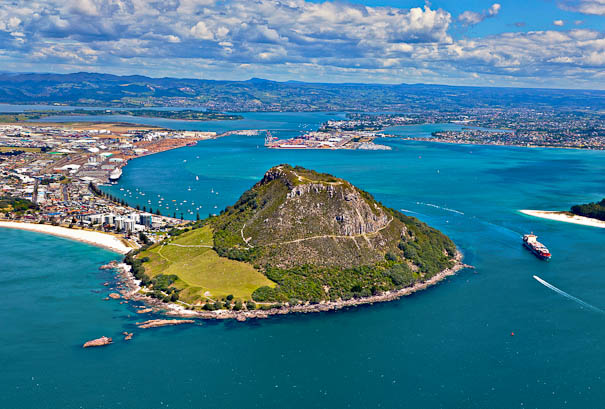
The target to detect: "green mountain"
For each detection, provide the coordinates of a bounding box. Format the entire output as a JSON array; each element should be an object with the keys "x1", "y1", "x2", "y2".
[
  {"x1": 131, "y1": 165, "x2": 459, "y2": 307},
  {"x1": 209, "y1": 165, "x2": 458, "y2": 303}
]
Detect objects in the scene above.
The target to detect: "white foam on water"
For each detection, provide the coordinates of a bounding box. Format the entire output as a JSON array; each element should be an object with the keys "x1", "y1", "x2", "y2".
[
  {"x1": 533, "y1": 275, "x2": 603, "y2": 313},
  {"x1": 400, "y1": 208, "x2": 420, "y2": 215},
  {"x1": 417, "y1": 202, "x2": 465, "y2": 215}
]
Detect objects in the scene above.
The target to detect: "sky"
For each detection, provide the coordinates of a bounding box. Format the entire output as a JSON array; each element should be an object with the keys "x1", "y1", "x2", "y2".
[{"x1": 0, "y1": 0, "x2": 604, "y2": 89}]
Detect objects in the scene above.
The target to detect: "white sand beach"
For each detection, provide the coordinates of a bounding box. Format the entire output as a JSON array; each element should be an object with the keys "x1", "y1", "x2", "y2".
[
  {"x1": 0, "y1": 221, "x2": 135, "y2": 253},
  {"x1": 520, "y1": 210, "x2": 605, "y2": 229}
]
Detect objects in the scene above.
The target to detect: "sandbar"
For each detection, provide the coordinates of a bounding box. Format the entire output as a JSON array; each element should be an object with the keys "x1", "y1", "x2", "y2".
[{"x1": 520, "y1": 210, "x2": 605, "y2": 229}]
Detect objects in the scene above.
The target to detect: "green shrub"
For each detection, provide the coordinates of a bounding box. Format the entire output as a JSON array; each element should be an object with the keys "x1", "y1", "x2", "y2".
[{"x1": 252, "y1": 286, "x2": 284, "y2": 302}]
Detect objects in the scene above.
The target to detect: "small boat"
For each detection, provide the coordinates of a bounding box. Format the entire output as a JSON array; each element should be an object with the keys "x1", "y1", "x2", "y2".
[
  {"x1": 196, "y1": 176, "x2": 199, "y2": 181},
  {"x1": 523, "y1": 234, "x2": 551, "y2": 260}
]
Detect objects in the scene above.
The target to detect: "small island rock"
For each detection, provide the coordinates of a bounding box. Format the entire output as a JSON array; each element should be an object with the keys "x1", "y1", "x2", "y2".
[{"x1": 83, "y1": 336, "x2": 112, "y2": 348}]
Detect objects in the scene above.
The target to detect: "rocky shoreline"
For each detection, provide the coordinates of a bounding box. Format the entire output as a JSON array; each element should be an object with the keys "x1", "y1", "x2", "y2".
[{"x1": 110, "y1": 251, "x2": 470, "y2": 322}]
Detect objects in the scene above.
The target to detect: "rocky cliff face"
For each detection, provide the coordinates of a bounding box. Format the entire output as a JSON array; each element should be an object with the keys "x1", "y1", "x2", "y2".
[
  {"x1": 284, "y1": 181, "x2": 390, "y2": 236},
  {"x1": 213, "y1": 165, "x2": 408, "y2": 268}
]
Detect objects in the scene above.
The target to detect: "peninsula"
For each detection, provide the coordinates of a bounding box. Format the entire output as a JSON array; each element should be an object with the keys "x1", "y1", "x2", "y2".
[
  {"x1": 521, "y1": 198, "x2": 605, "y2": 229},
  {"x1": 0, "y1": 109, "x2": 243, "y2": 123},
  {"x1": 126, "y1": 165, "x2": 465, "y2": 319}
]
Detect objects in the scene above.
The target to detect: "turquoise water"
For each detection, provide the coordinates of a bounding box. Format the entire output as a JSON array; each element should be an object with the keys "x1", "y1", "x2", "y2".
[
  {"x1": 3, "y1": 113, "x2": 605, "y2": 408},
  {"x1": 34, "y1": 111, "x2": 347, "y2": 133}
]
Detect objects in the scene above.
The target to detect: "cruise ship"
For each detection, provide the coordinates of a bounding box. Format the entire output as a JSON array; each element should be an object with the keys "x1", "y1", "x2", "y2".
[
  {"x1": 522, "y1": 234, "x2": 551, "y2": 260},
  {"x1": 109, "y1": 168, "x2": 123, "y2": 182}
]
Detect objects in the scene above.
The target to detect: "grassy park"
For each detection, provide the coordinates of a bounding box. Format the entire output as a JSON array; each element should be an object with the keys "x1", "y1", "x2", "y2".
[{"x1": 138, "y1": 226, "x2": 275, "y2": 304}]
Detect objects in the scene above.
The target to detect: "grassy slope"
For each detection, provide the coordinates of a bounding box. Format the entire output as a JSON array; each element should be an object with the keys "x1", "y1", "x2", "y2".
[{"x1": 138, "y1": 226, "x2": 274, "y2": 303}]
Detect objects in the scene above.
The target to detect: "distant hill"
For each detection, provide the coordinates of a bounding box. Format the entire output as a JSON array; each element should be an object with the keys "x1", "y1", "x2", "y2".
[
  {"x1": 0, "y1": 71, "x2": 602, "y2": 111},
  {"x1": 132, "y1": 165, "x2": 460, "y2": 307}
]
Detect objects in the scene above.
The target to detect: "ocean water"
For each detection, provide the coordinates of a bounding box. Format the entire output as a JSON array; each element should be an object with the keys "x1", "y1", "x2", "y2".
[
  {"x1": 3, "y1": 112, "x2": 605, "y2": 408},
  {"x1": 33, "y1": 111, "x2": 347, "y2": 134}
]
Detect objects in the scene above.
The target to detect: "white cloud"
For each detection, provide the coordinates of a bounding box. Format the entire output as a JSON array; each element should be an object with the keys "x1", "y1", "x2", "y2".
[
  {"x1": 559, "y1": 0, "x2": 605, "y2": 15},
  {"x1": 66, "y1": 0, "x2": 100, "y2": 17},
  {"x1": 488, "y1": 3, "x2": 501, "y2": 16},
  {"x1": 190, "y1": 21, "x2": 214, "y2": 40},
  {"x1": 458, "y1": 3, "x2": 501, "y2": 26},
  {"x1": 554, "y1": 20, "x2": 565, "y2": 26},
  {"x1": 0, "y1": 0, "x2": 602, "y2": 87}
]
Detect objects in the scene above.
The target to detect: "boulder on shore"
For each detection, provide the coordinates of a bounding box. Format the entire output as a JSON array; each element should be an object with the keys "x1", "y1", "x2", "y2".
[
  {"x1": 83, "y1": 336, "x2": 112, "y2": 348},
  {"x1": 99, "y1": 261, "x2": 118, "y2": 270}
]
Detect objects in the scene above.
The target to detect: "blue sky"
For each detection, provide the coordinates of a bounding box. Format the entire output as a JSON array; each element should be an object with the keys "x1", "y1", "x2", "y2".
[{"x1": 0, "y1": 0, "x2": 603, "y2": 89}]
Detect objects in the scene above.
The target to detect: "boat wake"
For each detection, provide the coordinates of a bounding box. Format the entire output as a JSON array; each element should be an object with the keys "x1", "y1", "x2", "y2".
[
  {"x1": 400, "y1": 208, "x2": 421, "y2": 215},
  {"x1": 533, "y1": 275, "x2": 603, "y2": 313},
  {"x1": 417, "y1": 202, "x2": 465, "y2": 215}
]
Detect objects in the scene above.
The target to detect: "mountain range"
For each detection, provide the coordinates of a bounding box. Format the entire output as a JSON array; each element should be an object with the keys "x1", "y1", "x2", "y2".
[{"x1": 0, "y1": 71, "x2": 602, "y2": 111}]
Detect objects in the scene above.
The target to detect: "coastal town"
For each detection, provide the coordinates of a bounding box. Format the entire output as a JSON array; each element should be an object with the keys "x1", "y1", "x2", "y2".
[
  {"x1": 264, "y1": 129, "x2": 392, "y2": 150},
  {"x1": 265, "y1": 108, "x2": 605, "y2": 150},
  {"x1": 0, "y1": 122, "x2": 220, "y2": 247}
]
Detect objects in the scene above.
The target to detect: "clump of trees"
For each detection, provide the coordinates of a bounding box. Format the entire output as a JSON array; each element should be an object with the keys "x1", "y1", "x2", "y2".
[
  {"x1": 138, "y1": 232, "x2": 151, "y2": 245},
  {"x1": 571, "y1": 199, "x2": 605, "y2": 221},
  {"x1": 124, "y1": 252, "x2": 151, "y2": 286},
  {"x1": 0, "y1": 196, "x2": 38, "y2": 213},
  {"x1": 88, "y1": 182, "x2": 129, "y2": 207}
]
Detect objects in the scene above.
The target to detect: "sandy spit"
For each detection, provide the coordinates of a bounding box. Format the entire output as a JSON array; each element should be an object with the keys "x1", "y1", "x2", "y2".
[
  {"x1": 520, "y1": 210, "x2": 605, "y2": 229},
  {"x1": 0, "y1": 221, "x2": 134, "y2": 254}
]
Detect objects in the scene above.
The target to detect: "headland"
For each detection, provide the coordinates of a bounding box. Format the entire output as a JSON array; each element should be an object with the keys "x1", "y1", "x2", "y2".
[{"x1": 114, "y1": 165, "x2": 468, "y2": 320}]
